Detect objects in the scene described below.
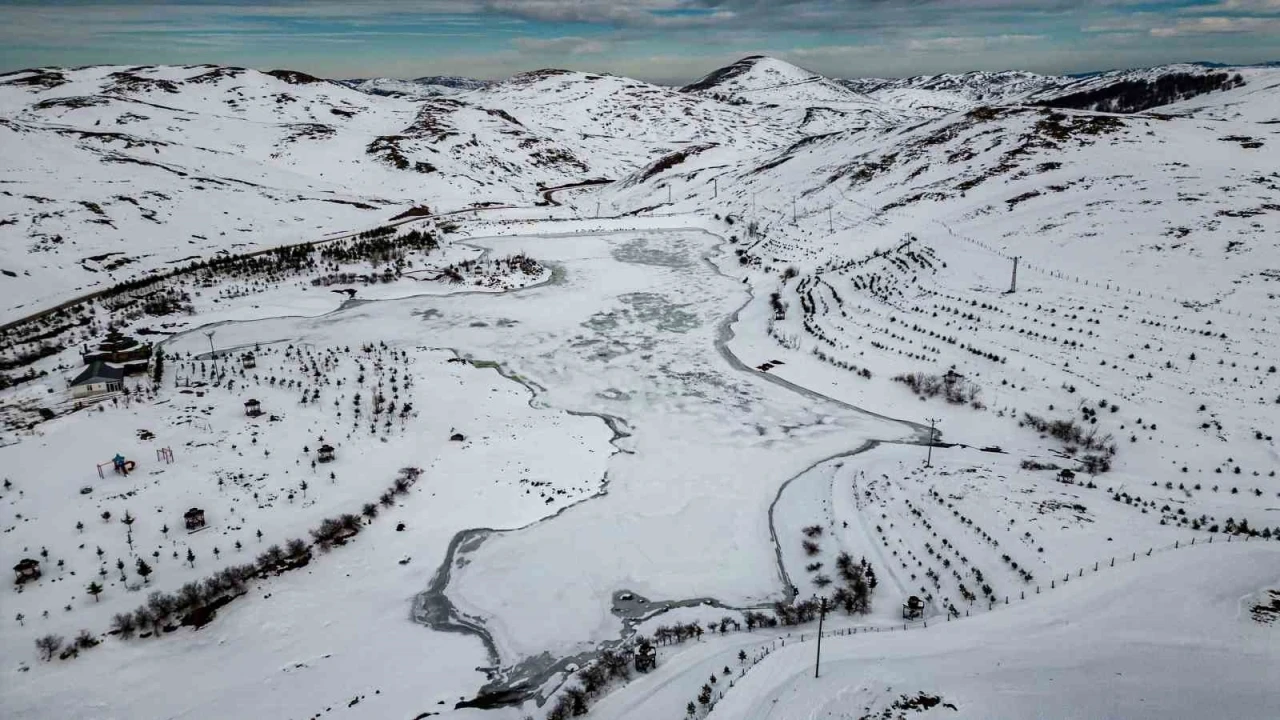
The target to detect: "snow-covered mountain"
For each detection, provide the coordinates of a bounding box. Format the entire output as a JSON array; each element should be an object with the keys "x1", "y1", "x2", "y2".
[
  {"x1": 840, "y1": 70, "x2": 1070, "y2": 111},
  {"x1": 0, "y1": 63, "x2": 791, "y2": 322},
  {"x1": 341, "y1": 75, "x2": 491, "y2": 99},
  {"x1": 2, "y1": 53, "x2": 1278, "y2": 720},
  {"x1": 681, "y1": 55, "x2": 923, "y2": 133}
]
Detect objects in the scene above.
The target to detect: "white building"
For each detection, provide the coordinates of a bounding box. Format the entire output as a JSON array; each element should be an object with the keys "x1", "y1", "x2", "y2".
[{"x1": 69, "y1": 361, "x2": 124, "y2": 399}]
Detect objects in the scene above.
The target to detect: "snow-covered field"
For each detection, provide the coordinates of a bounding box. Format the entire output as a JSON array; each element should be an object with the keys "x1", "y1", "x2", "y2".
[{"x1": 2, "y1": 55, "x2": 1278, "y2": 720}]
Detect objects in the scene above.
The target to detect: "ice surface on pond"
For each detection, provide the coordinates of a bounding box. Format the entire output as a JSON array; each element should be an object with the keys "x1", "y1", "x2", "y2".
[{"x1": 431, "y1": 228, "x2": 915, "y2": 668}]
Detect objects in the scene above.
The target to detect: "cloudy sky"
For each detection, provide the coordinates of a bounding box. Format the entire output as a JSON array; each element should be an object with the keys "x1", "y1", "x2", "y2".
[{"x1": 1, "y1": 1, "x2": 1277, "y2": 82}]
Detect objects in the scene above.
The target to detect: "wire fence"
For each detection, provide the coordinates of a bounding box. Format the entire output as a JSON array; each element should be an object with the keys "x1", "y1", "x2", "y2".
[{"x1": 694, "y1": 531, "x2": 1271, "y2": 716}]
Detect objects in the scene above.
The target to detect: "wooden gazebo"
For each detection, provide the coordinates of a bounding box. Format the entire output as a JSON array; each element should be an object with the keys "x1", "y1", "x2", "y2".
[
  {"x1": 184, "y1": 507, "x2": 206, "y2": 531},
  {"x1": 14, "y1": 558, "x2": 41, "y2": 584},
  {"x1": 317, "y1": 444, "x2": 335, "y2": 463},
  {"x1": 634, "y1": 640, "x2": 657, "y2": 673},
  {"x1": 241, "y1": 352, "x2": 256, "y2": 370},
  {"x1": 902, "y1": 595, "x2": 924, "y2": 620},
  {"x1": 244, "y1": 398, "x2": 262, "y2": 417}
]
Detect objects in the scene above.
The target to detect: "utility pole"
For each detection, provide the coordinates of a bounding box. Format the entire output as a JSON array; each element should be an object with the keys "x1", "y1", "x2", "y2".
[
  {"x1": 814, "y1": 596, "x2": 829, "y2": 678},
  {"x1": 792, "y1": 197, "x2": 797, "y2": 224},
  {"x1": 925, "y1": 418, "x2": 940, "y2": 467},
  {"x1": 595, "y1": 201, "x2": 600, "y2": 219},
  {"x1": 668, "y1": 184, "x2": 672, "y2": 205},
  {"x1": 713, "y1": 178, "x2": 718, "y2": 198},
  {"x1": 204, "y1": 330, "x2": 216, "y2": 359},
  {"x1": 1009, "y1": 256, "x2": 1020, "y2": 293},
  {"x1": 828, "y1": 206, "x2": 833, "y2": 233}
]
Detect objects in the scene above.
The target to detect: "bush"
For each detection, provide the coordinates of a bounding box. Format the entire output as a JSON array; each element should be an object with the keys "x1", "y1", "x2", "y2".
[{"x1": 111, "y1": 612, "x2": 137, "y2": 638}]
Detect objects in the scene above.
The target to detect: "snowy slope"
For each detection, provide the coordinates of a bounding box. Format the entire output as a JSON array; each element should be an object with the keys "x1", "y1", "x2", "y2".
[
  {"x1": 1, "y1": 55, "x2": 1278, "y2": 720},
  {"x1": 0, "y1": 64, "x2": 788, "y2": 323},
  {"x1": 342, "y1": 76, "x2": 491, "y2": 99},
  {"x1": 841, "y1": 70, "x2": 1070, "y2": 109},
  {"x1": 682, "y1": 56, "x2": 923, "y2": 133},
  {"x1": 617, "y1": 541, "x2": 1280, "y2": 720}
]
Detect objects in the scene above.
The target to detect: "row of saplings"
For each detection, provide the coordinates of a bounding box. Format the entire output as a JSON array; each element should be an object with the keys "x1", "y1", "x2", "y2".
[
  {"x1": 107, "y1": 512, "x2": 364, "y2": 640},
  {"x1": 34, "y1": 468, "x2": 423, "y2": 661}
]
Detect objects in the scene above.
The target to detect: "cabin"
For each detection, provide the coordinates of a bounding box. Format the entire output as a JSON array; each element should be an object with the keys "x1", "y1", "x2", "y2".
[
  {"x1": 14, "y1": 558, "x2": 41, "y2": 584},
  {"x1": 241, "y1": 352, "x2": 256, "y2": 370},
  {"x1": 82, "y1": 327, "x2": 152, "y2": 372},
  {"x1": 184, "y1": 507, "x2": 206, "y2": 531},
  {"x1": 317, "y1": 444, "x2": 335, "y2": 463},
  {"x1": 902, "y1": 595, "x2": 925, "y2": 620},
  {"x1": 69, "y1": 361, "x2": 125, "y2": 399},
  {"x1": 244, "y1": 398, "x2": 262, "y2": 417},
  {"x1": 634, "y1": 640, "x2": 657, "y2": 672}
]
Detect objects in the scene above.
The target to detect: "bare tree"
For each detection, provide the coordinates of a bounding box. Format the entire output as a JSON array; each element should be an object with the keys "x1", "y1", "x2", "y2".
[{"x1": 35, "y1": 634, "x2": 64, "y2": 661}]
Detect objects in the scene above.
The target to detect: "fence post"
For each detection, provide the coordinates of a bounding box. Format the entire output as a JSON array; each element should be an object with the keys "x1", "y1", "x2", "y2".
[
  {"x1": 1094, "y1": 561, "x2": 1098, "y2": 571},
  {"x1": 1036, "y1": 586, "x2": 1040, "y2": 594},
  {"x1": 1051, "y1": 580, "x2": 1055, "y2": 589},
  {"x1": 1110, "y1": 557, "x2": 1114, "y2": 567},
  {"x1": 1175, "y1": 540, "x2": 1179, "y2": 549},
  {"x1": 1132, "y1": 552, "x2": 1136, "y2": 561}
]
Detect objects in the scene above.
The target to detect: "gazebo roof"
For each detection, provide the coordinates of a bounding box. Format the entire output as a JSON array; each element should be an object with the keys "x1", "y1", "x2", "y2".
[
  {"x1": 14, "y1": 558, "x2": 39, "y2": 570},
  {"x1": 184, "y1": 507, "x2": 204, "y2": 517},
  {"x1": 318, "y1": 444, "x2": 335, "y2": 452},
  {"x1": 244, "y1": 398, "x2": 260, "y2": 405}
]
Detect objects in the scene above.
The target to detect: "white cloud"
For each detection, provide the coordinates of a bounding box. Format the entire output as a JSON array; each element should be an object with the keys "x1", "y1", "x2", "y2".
[
  {"x1": 1150, "y1": 16, "x2": 1280, "y2": 36},
  {"x1": 782, "y1": 44, "x2": 884, "y2": 60},
  {"x1": 512, "y1": 36, "x2": 607, "y2": 54},
  {"x1": 908, "y1": 34, "x2": 1044, "y2": 52},
  {"x1": 1181, "y1": 0, "x2": 1280, "y2": 13}
]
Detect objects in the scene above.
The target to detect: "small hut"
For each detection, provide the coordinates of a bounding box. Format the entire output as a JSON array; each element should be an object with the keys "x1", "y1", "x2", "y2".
[
  {"x1": 902, "y1": 595, "x2": 924, "y2": 620},
  {"x1": 184, "y1": 507, "x2": 206, "y2": 531},
  {"x1": 14, "y1": 558, "x2": 41, "y2": 584},
  {"x1": 244, "y1": 398, "x2": 262, "y2": 417},
  {"x1": 241, "y1": 352, "x2": 256, "y2": 370},
  {"x1": 634, "y1": 640, "x2": 657, "y2": 673},
  {"x1": 1058, "y1": 468, "x2": 1077, "y2": 484},
  {"x1": 317, "y1": 444, "x2": 335, "y2": 463}
]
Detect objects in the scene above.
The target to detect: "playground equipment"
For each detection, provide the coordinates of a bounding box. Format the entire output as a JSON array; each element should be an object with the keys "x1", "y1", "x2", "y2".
[
  {"x1": 96, "y1": 453, "x2": 137, "y2": 478},
  {"x1": 156, "y1": 447, "x2": 174, "y2": 464}
]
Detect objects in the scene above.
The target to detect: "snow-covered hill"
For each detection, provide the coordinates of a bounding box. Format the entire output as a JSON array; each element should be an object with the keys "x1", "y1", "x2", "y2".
[
  {"x1": 341, "y1": 75, "x2": 491, "y2": 99},
  {"x1": 682, "y1": 55, "x2": 923, "y2": 133},
  {"x1": 840, "y1": 70, "x2": 1069, "y2": 109},
  {"x1": 1, "y1": 54, "x2": 1277, "y2": 720},
  {"x1": 0, "y1": 64, "x2": 789, "y2": 323}
]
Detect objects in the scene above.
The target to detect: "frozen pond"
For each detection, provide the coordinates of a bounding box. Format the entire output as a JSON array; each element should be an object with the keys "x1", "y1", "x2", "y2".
[{"x1": 149, "y1": 227, "x2": 925, "y2": 706}]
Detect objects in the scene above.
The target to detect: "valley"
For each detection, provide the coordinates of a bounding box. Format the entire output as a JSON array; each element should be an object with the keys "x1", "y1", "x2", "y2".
[{"x1": 1, "y1": 55, "x2": 1277, "y2": 720}]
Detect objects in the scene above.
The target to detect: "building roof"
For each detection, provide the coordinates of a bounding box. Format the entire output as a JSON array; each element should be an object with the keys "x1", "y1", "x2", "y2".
[{"x1": 70, "y1": 360, "x2": 125, "y2": 387}]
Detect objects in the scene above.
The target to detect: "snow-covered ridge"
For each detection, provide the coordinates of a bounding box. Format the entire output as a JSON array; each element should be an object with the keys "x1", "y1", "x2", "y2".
[
  {"x1": 340, "y1": 75, "x2": 491, "y2": 99},
  {"x1": 0, "y1": 62, "x2": 790, "y2": 323}
]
